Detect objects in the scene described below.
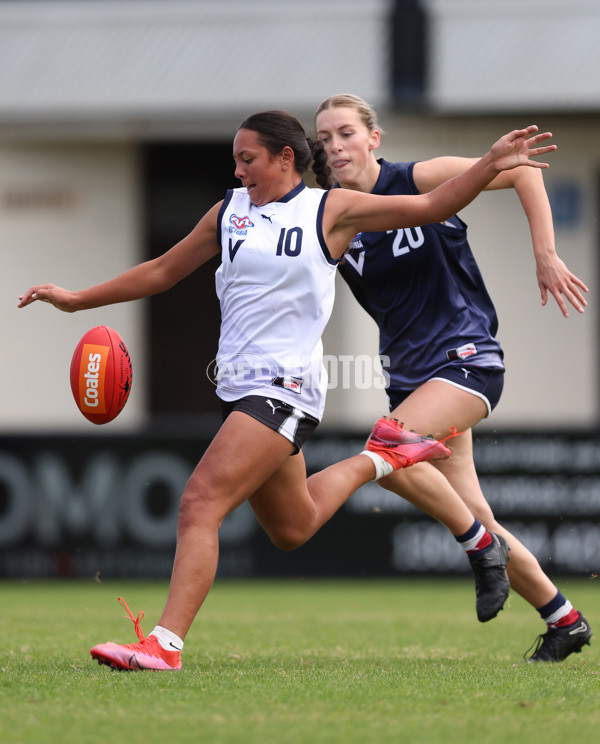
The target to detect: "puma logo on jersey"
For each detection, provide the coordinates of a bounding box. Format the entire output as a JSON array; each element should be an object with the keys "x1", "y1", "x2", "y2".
[
  {"x1": 446, "y1": 343, "x2": 478, "y2": 361},
  {"x1": 462, "y1": 367, "x2": 470, "y2": 379},
  {"x1": 271, "y1": 375, "x2": 303, "y2": 394},
  {"x1": 261, "y1": 213, "x2": 275, "y2": 223}
]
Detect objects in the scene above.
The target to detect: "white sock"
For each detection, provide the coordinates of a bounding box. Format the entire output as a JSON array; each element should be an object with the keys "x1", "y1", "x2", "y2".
[
  {"x1": 150, "y1": 625, "x2": 184, "y2": 652},
  {"x1": 360, "y1": 450, "x2": 394, "y2": 480}
]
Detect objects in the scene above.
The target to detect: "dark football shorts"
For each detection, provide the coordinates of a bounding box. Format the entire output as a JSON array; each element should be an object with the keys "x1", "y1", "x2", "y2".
[
  {"x1": 387, "y1": 364, "x2": 505, "y2": 417},
  {"x1": 220, "y1": 395, "x2": 319, "y2": 453}
]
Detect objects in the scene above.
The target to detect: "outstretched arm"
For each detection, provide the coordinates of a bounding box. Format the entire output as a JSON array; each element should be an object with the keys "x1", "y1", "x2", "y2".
[
  {"x1": 414, "y1": 156, "x2": 589, "y2": 317},
  {"x1": 508, "y1": 168, "x2": 588, "y2": 317},
  {"x1": 325, "y1": 126, "x2": 557, "y2": 259},
  {"x1": 18, "y1": 202, "x2": 222, "y2": 312}
]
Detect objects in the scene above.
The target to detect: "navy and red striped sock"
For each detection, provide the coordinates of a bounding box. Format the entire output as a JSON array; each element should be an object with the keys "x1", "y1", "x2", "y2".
[
  {"x1": 455, "y1": 519, "x2": 493, "y2": 556},
  {"x1": 537, "y1": 591, "x2": 579, "y2": 629}
]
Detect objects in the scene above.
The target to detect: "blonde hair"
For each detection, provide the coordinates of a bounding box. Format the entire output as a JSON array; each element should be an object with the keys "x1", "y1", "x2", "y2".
[{"x1": 315, "y1": 94, "x2": 383, "y2": 135}]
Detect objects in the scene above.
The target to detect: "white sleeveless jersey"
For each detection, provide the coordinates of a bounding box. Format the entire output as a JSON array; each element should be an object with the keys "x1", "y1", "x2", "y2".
[{"x1": 214, "y1": 182, "x2": 338, "y2": 421}]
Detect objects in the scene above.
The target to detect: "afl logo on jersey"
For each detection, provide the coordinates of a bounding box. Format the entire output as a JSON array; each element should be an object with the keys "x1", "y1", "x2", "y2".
[{"x1": 229, "y1": 214, "x2": 254, "y2": 236}]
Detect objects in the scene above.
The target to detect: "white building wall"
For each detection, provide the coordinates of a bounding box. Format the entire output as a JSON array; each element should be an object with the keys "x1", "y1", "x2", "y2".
[{"x1": 1, "y1": 143, "x2": 145, "y2": 431}]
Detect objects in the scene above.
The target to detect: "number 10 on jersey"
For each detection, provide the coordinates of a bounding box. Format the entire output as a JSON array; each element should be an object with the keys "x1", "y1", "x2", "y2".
[{"x1": 276, "y1": 227, "x2": 303, "y2": 257}]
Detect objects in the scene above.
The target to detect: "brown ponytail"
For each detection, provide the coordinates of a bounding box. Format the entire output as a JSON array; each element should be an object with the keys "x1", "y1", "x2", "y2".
[{"x1": 307, "y1": 137, "x2": 332, "y2": 190}]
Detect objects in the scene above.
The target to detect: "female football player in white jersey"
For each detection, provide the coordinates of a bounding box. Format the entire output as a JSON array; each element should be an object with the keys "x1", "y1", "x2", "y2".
[
  {"x1": 19, "y1": 109, "x2": 555, "y2": 670},
  {"x1": 315, "y1": 94, "x2": 591, "y2": 662}
]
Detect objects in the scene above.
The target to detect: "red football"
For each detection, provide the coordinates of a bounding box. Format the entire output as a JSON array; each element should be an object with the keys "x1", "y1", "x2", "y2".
[{"x1": 70, "y1": 325, "x2": 133, "y2": 425}]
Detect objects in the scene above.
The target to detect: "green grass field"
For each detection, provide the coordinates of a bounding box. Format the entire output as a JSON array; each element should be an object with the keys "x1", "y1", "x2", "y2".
[{"x1": 0, "y1": 578, "x2": 598, "y2": 744}]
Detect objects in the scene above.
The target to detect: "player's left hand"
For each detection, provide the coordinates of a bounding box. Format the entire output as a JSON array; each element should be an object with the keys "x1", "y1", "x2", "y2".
[{"x1": 536, "y1": 255, "x2": 589, "y2": 316}]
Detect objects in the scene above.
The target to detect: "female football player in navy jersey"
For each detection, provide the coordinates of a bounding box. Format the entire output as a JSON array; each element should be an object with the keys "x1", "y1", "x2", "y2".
[
  {"x1": 315, "y1": 94, "x2": 591, "y2": 662},
  {"x1": 20, "y1": 109, "x2": 555, "y2": 670}
]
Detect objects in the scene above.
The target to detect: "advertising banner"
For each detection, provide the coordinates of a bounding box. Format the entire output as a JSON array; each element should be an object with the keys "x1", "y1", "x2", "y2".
[{"x1": 1, "y1": 432, "x2": 598, "y2": 579}]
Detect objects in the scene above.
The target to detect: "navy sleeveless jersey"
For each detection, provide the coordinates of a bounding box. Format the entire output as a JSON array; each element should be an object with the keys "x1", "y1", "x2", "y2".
[{"x1": 338, "y1": 159, "x2": 504, "y2": 392}]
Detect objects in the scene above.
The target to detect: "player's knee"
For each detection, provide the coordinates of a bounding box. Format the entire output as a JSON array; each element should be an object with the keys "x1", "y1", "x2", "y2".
[
  {"x1": 268, "y1": 525, "x2": 309, "y2": 551},
  {"x1": 177, "y1": 475, "x2": 223, "y2": 530}
]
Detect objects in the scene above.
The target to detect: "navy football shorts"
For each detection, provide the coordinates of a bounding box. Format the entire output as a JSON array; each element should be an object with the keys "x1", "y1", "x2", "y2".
[{"x1": 387, "y1": 364, "x2": 505, "y2": 417}]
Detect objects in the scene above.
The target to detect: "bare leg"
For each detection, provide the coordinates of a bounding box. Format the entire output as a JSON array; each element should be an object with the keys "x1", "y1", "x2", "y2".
[
  {"x1": 158, "y1": 413, "x2": 295, "y2": 638},
  {"x1": 385, "y1": 380, "x2": 558, "y2": 609},
  {"x1": 377, "y1": 460, "x2": 476, "y2": 535},
  {"x1": 250, "y1": 451, "x2": 378, "y2": 550},
  {"x1": 159, "y1": 412, "x2": 378, "y2": 638},
  {"x1": 433, "y1": 430, "x2": 557, "y2": 607}
]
